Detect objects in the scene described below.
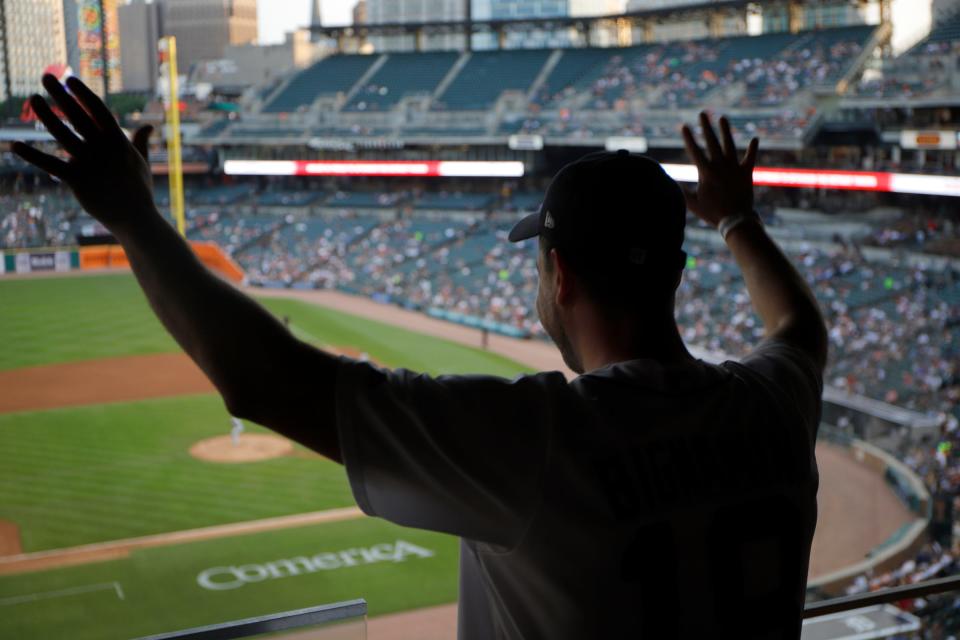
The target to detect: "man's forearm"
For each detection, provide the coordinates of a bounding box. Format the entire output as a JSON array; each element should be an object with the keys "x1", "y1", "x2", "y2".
[
  {"x1": 724, "y1": 220, "x2": 827, "y2": 368},
  {"x1": 114, "y1": 210, "x2": 307, "y2": 416}
]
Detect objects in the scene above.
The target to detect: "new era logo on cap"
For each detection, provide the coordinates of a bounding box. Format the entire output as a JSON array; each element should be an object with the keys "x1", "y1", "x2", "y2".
[{"x1": 544, "y1": 210, "x2": 556, "y2": 229}]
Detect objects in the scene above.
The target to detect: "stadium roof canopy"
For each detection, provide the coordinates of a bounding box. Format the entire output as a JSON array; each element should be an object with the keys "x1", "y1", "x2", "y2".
[{"x1": 310, "y1": 0, "x2": 753, "y2": 48}]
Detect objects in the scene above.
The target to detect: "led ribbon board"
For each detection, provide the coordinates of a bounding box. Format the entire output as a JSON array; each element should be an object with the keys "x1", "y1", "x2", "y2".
[
  {"x1": 224, "y1": 160, "x2": 959, "y2": 197},
  {"x1": 224, "y1": 160, "x2": 525, "y2": 178},
  {"x1": 660, "y1": 164, "x2": 960, "y2": 198}
]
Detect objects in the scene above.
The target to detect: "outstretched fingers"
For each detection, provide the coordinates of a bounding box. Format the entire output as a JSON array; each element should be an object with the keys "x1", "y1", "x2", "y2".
[
  {"x1": 699, "y1": 112, "x2": 723, "y2": 162},
  {"x1": 131, "y1": 125, "x2": 153, "y2": 162},
  {"x1": 29, "y1": 95, "x2": 84, "y2": 158},
  {"x1": 65, "y1": 76, "x2": 125, "y2": 141},
  {"x1": 682, "y1": 124, "x2": 707, "y2": 168},
  {"x1": 41, "y1": 75, "x2": 99, "y2": 142},
  {"x1": 11, "y1": 142, "x2": 72, "y2": 180},
  {"x1": 718, "y1": 116, "x2": 738, "y2": 161},
  {"x1": 742, "y1": 137, "x2": 760, "y2": 172}
]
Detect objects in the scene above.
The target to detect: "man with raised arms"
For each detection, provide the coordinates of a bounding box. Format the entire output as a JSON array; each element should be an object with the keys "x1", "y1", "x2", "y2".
[{"x1": 16, "y1": 74, "x2": 826, "y2": 639}]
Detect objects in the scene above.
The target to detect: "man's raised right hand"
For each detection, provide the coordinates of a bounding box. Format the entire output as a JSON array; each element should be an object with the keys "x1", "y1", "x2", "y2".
[
  {"x1": 681, "y1": 112, "x2": 759, "y2": 228},
  {"x1": 12, "y1": 74, "x2": 156, "y2": 233}
]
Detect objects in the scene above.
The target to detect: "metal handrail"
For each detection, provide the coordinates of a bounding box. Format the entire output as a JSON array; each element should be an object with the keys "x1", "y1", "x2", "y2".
[
  {"x1": 804, "y1": 574, "x2": 960, "y2": 618},
  {"x1": 132, "y1": 599, "x2": 368, "y2": 640}
]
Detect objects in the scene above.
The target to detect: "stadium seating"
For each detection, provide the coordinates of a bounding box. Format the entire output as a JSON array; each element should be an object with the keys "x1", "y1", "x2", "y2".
[
  {"x1": 415, "y1": 192, "x2": 493, "y2": 211},
  {"x1": 852, "y1": 15, "x2": 959, "y2": 99},
  {"x1": 256, "y1": 191, "x2": 325, "y2": 207},
  {"x1": 193, "y1": 119, "x2": 232, "y2": 139},
  {"x1": 197, "y1": 24, "x2": 882, "y2": 145},
  {"x1": 344, "y1": 52, "x2": 460, "y2": 112},
  {"x1": 325, "y1": 191, "x2": 407, "y2": 209},
  {"x1": 915, "y1": 10, "x2": 960, "y2": 48},
  {"x1": 432, "y1": 49, "x2": 553, "y2": 111},
  {"x1": 192, "y1": 184, "x2": 255, "y2": 206},
  {"x1": 262, "y1": 54, "x2": 380, "y2": 113}
]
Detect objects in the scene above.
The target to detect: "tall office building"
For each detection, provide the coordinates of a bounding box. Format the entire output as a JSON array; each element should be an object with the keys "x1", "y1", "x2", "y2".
[
  {"x1": 63, "y1": 0, "x2": 80, "y2": 72},
  {"x1": 119, "y1": 0, "x2": 163, "y2": 92},
  {"x1": 160, "y1": 0, "x2": 258, "y2": 72},
  {"x1": 0, "y1": 0, "x2": 67, "y2": 101}
]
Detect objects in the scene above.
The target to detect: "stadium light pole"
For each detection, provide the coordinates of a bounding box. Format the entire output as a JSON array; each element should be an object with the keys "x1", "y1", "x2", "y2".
[
  {"x1": 98, "y1": 0, "x2": 110, "y2": 100},
  {"x1": 159, "y1": 36, "x2": 186, "y2": 237}
]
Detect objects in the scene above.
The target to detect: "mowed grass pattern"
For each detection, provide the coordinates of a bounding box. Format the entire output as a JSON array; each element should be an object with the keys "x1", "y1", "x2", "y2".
[
  {"x1": 0, "y1": 273, "x2": 529, "y2": 551},
  {"x1": 0, "y1": 275, "x2": 178, "y2": 371},
  {"x1": 0, "y1": 396, "x2": 356, "y2": 551}
]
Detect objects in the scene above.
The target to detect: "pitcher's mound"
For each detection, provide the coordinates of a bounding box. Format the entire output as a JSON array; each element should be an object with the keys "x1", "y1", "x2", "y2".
[{"x1": 190, "y1": 434, "x2": 294, "y2": 463}]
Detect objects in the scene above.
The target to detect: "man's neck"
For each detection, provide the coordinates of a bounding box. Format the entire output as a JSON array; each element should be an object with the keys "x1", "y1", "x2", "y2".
[{"x1": 579, "y1": 317, "x2": 694, "y2": 374}]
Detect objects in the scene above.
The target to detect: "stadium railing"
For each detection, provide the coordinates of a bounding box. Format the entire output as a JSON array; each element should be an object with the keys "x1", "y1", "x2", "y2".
[
  {"x1": 131, "y1": 599, "x2": 367, "y2": 640},
  {"x1": 122, "y1": 578, "x2": 960, "y2": 638},
  {"x1": 805, "y1": 574, "x2": 960, "y2": 618}
]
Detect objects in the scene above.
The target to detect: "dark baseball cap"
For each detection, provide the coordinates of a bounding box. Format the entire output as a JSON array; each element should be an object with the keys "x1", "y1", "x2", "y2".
[{"x1": 508, "y1": 150, "x2": 687, "y2": 276}]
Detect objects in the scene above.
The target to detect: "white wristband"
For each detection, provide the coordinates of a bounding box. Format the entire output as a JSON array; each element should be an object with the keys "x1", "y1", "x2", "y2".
[{"x1": 718, "y1": 212, "x2": 761, "y2": 241}]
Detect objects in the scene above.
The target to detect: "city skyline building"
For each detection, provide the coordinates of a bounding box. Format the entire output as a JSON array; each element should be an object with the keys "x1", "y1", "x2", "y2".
[
  {"x1": 160, "y1": 0, "x2": 258, "y2": 73},
  {"x1": 118, "y1": 0, "x2": 163, "y2": 93},
  {"x1": 63, "y1": 0, "x2": 80, "y2": 72},
  {"x1": 0, "y1": 0, "x2": 68, "y2": 100}
]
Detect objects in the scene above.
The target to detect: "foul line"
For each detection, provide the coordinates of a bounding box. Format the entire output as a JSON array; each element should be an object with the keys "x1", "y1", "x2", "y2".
[
  {"x1": 287, "y1": 322, "x2": 324, "y2": 345},
  {"x1": 0, "y1": 506, "x2": 365, "y2": 576},
  {"x1": 0, "y1": 581, "x2": 124, "y2": 607}
]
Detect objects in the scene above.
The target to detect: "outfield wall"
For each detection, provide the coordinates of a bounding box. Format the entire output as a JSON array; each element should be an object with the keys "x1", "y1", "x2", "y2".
[
  {"x1": 0, "y1": 244, "x2": 245, "y2": 284},
  {"x1": 0, "y1": 249, "x2": 77, "y2": 275}
]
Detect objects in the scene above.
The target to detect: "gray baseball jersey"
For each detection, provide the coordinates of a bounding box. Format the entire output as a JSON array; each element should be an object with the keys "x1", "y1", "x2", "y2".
[{"x1": 336, "y1": 339, "x2": 821, "y2": 639}]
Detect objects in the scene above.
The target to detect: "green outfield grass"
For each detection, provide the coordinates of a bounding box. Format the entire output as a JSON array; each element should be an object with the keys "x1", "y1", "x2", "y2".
[
  {"x1": 0, "y1": 273, "x2": 531, "y2": 639},
  {"x1": 0, "y1": 275, "x2": 177, "y2": 371},
  {"x1": 0, "y1": 518, "x2": 460, "y2": 640},
  {"x1": 0, "y1": 396, "x2": 356, "y2": 552}
]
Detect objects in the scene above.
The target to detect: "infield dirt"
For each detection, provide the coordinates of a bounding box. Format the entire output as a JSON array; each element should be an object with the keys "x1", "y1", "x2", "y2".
[{"x1": 0, "y1": 352, "x2": 214, "y2": 414}]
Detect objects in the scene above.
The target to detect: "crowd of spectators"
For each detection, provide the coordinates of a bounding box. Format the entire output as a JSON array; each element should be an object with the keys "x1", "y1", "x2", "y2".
[
  {"x1": 0, "y1": 192, "x2": 93, "y2": 249},
  {"x1": 517, "y1": 29, "x2": 869, "y2": 143},
  {"x1": 852, "y1": 39, "x2": 959, "y2": 100},
  {"x1": 3, "y1": 186, "x2": 958, "y2": 423}
]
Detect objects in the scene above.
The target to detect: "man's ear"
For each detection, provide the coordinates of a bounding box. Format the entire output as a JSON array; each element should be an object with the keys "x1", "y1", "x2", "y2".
[{"x1": 551, "y1": 249, "x2": 577, "y2": 307}]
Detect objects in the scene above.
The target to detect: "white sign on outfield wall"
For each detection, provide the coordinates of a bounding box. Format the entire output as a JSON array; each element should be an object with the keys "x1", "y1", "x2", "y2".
[{"x1": 0, "y1": 251, "x2": 4, "y2": 275}]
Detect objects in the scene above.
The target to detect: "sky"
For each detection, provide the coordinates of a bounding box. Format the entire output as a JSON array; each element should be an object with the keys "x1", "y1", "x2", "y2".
[
  {"x1": 258, "y1": 0, "x2": 358, "y2": 44},
  {"x1": 258, "y1": 0, "x2": 932, "y2": 52}
]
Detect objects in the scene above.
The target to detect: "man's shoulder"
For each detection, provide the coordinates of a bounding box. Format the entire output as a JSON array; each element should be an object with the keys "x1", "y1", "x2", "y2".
[{"x1": 722, "y1": 339, "x2": 824, "y2": 427}]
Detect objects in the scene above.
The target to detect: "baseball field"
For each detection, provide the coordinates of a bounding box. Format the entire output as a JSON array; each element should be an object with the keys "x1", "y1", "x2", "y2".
[
  {"x1": 0, "y1": 272, "x2": 529, "y2": 640},
  {"x1": 0, "y1": 272, "x2": 919, "y2": 640}
]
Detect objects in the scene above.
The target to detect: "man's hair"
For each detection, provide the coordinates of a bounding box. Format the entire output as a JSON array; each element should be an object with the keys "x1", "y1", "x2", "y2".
[{"x1": 540, "y1": 235, "x2": 683, "y2": 314}]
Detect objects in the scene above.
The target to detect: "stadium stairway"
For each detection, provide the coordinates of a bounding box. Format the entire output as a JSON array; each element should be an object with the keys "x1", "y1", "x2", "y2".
[{"x1": 340, "y1": 55, "x2": 390, "y2": 110}]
